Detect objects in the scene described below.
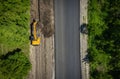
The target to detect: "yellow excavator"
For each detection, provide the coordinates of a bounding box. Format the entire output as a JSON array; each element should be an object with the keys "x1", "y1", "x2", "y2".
[{"x1": 31, "y1": 20, "x2": 40, "y2": 45}]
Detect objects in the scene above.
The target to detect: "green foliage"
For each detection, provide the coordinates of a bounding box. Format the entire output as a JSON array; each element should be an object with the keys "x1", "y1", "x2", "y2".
[
  {"x1": 0, "y1": 0, "x2": 31, "y2": 78},
  {"x1": 0, "y1": 0, "x2": 30, "y2": 54},
  {"x1": 88, "y1": 0, "x2": 120, "y2": 79},
  {"x1": 0, "y1": 49, "x2": 31, "y2": 79}
]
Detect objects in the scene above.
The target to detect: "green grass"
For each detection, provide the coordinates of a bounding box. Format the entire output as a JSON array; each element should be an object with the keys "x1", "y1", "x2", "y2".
[
  {"x1": 0, "y1": 0, "x2": 31, "y2": 78},
  {"x1": 0, "y1": 0, "x2": 30, "y2": 55}
]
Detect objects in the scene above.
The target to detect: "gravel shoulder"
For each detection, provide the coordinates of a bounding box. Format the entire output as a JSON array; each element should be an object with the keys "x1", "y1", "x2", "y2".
[{"x1": 80, "y1": 0, "x2": 89, "y2": 79}]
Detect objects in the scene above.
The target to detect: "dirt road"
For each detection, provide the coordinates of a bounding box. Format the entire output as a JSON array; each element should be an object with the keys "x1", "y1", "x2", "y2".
[{"x1": 28, "y1": 0, "x2": 55, "y2": 79}]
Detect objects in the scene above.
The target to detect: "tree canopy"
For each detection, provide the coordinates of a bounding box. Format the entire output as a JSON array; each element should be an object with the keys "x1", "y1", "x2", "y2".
[
  {"x1": 88, "y1": 0, "x2": 120, "y2": 79},
  {"x1": 0, "y1": 0, "x2": 30, "y2": 54},
  {"x1": 0, "y1": 49, "x2": 31, "y2": 79},
  {"x1": 0, "y1": 0, "x2": 31, "y2": 78}
]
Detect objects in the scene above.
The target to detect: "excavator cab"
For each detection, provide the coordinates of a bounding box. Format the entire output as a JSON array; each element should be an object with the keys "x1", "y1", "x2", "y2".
[{"x1": 31, "y1": 20, "x2": 40, "y2": 45}]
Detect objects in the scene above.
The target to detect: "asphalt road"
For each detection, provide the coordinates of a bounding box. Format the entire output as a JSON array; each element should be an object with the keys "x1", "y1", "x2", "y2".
[{"x1": 55, "y1": 0, "x2": 81, "y2": 79}]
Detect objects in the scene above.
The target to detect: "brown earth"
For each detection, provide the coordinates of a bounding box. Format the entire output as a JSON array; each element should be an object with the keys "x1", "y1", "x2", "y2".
[{"x1": 27, "y1": 0, "x2": 55, "y2": 79}]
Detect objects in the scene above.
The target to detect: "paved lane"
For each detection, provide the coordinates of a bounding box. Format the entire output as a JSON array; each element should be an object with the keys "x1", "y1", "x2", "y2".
[{"x1": 55, "y1": 0, "x2": 81, "y2": 79}]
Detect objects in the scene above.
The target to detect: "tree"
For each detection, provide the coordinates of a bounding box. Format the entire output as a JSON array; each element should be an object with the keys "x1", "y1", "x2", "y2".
[{"x1": 0, "y1": 49, "x2": 31, "y2": 79}]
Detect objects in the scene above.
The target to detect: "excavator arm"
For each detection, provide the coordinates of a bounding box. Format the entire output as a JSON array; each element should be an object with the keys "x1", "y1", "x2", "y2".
[{"x1": 31, "y1": 21, "x2": 40, "y2": 45}]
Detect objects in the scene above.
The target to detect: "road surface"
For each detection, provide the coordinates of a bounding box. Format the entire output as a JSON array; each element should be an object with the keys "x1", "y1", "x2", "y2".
[{"x1": 55, "y1": 0, "x2": 81, "y2": 79}]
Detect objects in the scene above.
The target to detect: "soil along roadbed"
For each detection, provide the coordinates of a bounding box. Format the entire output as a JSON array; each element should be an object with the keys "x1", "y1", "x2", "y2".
[
  {"x1": 80, "y1": 0, "x2": 89, "y2": 79},
  {"x1": 28, "y1": 0, "x2": 55, "y2": 79}
]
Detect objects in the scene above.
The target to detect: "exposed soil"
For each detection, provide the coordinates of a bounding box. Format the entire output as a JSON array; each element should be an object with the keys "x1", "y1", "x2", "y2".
[
  {"x1": 27, "y1": 0, "x2": 54, "y2": 79},
  {"x1": 80, "y1": 0, "x2": 89, "y2": 79}
]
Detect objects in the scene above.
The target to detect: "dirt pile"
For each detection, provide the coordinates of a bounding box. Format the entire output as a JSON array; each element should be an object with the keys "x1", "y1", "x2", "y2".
[{"x1": 40, "y1": 0, "x2": 54, "y2": 38}]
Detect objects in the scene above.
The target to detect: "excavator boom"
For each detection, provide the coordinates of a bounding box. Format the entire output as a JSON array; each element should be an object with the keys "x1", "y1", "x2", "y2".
[{"x1": 31, "y1": 21, "x2": 40, "y2": 45}]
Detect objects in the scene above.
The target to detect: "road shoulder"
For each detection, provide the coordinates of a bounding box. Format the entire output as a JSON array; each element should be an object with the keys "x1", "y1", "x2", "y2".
[{"x1": 80, "y1": 0, "x2": 89, "y2": 79}]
